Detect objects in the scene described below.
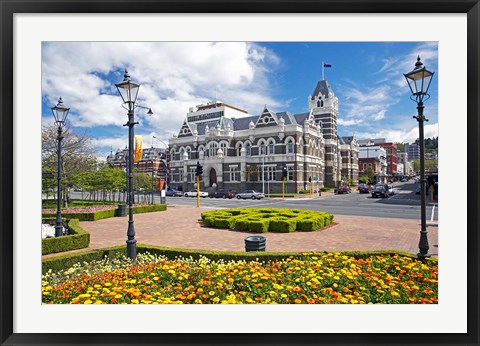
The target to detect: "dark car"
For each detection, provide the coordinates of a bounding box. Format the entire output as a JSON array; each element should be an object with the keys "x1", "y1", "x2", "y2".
[
  {"x1": 166, "y1": 188, "x2": 183, "y2": 197},
  {"x1": 336, "y1": 184, "x2": 351, "y2": 194},
  {"x1": 358, "y1": 183, "x2": 372, "y2": 194},
  {"x1": 209, "y1": 190, "x2": 237, "y2": 199},
  {"x1": 371, "y1": 184, "x2": 389, "y2": 198}
]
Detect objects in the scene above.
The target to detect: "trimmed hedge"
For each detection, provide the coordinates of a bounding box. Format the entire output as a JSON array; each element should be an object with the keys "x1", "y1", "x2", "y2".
[
  {"x1": 42, "y1": 243, "x2": 428, "y2": 275},
  {"x1": 42, "y1": 219, "x2": 90, "y2": 255},
  {"x1": 42, "y1": 204, "x2": 167, "y2": 221},
  {"x1": 200, "y1": 208, "x2": 334, "y2": 233}
]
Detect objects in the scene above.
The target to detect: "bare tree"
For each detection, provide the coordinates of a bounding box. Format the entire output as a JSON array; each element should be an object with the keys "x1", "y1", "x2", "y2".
[{"x1": 42, "y1": 124, "x2": 98, "y2": 207}]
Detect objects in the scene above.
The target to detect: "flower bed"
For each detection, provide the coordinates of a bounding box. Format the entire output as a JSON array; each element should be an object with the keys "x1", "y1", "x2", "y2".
[
  {"x1": 42, "y1": 204, "x2": 167, "y2": 221},
  {"x1": 42, "y1": 251, "x2": 438, "y2": 304},
  {"x1": 201, "y1": 208, "x2": 334, "y2": 233}
]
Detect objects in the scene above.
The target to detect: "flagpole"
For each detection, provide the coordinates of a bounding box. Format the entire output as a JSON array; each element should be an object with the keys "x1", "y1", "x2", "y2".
[{"x1": 322, "y1": 61, "x2": 324, "y2": 80}]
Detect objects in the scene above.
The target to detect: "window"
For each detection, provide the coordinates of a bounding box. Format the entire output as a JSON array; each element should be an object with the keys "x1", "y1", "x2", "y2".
[
  {"x1": 178, "y1": 169, "x2": 184, "y2": 182},
  {"x1": 229, "y1": 167, "x2": 240, "y2": 182},
  {"x1": 189, "y1": 168, "x2": 196, "y2": 182},
  {"x1": 260, "y1": 143, "x2": 266, "y2": 156},
  {"x1": 246, "y1": 144, "x2": 252, "y2": 156},
  {"x1": 287, "y1": 166, "x2": 294, "y2": 181},
  {"x1": 208, "y1": 143, "x2": 218, "y2": 157},
  {"x1": 220, "y1": 142, "x2": 227, "y2": 156},
  {"x1": 287, "y1": 140, "x2": 294, "y2": 154},
  {"x1": 237, "y1": 144, "x2": 243, "y2": 156},
  {"x1": 268, "y1": 142, "x2": 275, "y2": 155}
]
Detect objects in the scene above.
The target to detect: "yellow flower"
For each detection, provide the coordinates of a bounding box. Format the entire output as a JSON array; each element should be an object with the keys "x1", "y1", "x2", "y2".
[
  {"x1": 84, "y1": 300, "x2": 93, "y2": 304},
  {"x1": 209, "y1": 291, "x2": 215, "y2": 296},
  {"x1": 131, "y1": 299, "x2": 139, "y2": 304},
  {"x1": 212, "y1": 297, "x2": 220, "y2": 303}
]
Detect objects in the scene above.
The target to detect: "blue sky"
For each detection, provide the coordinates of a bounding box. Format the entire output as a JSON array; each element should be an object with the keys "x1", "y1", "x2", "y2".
[{"x1": 41, "y1": 41, "x2": 438, "y2": 160}]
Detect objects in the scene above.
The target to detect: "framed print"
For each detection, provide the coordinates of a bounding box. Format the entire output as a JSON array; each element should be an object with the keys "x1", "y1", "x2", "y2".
[{"x1": 1, "y1": 0, "x2": 479, "y2": 345}]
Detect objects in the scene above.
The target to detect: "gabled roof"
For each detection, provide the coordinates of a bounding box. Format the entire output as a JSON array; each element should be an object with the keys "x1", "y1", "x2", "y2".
[
  {"x1": 311, "y1": 80, "x2": 332, "y2": 100},
  {"x1": 293, "y1": 112, "x2": 310, "y2": 125},
  {"x1": 255, "y1": 107, "x2": 279, "y2": 127}
]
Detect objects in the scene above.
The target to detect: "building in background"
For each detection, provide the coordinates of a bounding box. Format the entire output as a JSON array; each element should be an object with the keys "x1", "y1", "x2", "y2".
[
  {"x1": 168, "y1": 78, "x2": 358, "y2": 193},
  {"x1": 405, "y1": 143, "x2": 420, "y2": 160},
  {"x1": 358, "y1": 144, "x2": 387, "y2": 183},
  {"x1": 107, "y1": 146, "x2": 169, "y2": 189}
]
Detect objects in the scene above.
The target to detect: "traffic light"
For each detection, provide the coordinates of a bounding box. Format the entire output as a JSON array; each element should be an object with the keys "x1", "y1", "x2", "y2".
[
  {"x1": 282, "y1": 166, "x2": 288, "y2": 179},
  {"x1": 308, "y1": 176, "x2": 312, "y2": 183},
  {"x1": 195, "y1": 161, "x2": 203, "y2": 177}
]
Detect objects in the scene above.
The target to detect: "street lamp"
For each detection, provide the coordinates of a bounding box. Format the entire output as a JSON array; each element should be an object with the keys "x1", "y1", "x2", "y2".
[
  {"x1": 115, "y1": 69, "x2": 153, "y2": 260},
  {"x1": 404, "y1": 56, "x2": 435, "y2": 259},
  {"x1": 51, "y1": 97, "x2": 70, "y2": 237}
]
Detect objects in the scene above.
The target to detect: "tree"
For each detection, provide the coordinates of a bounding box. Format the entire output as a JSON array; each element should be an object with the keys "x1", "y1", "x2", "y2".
[{"x1": 42, "y1": 124, "x2": 97, "y2": 207}]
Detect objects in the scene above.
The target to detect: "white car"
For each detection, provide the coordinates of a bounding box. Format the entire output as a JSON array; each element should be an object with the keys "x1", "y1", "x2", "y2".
[{"x1": 184, "y1": 190, "x2": 208, "y2": 198}]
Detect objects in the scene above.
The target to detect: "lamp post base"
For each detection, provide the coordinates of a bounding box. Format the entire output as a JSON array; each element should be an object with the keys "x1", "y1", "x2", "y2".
[
  {"x1": 55, "y1": 212, "x2": 63, "y2": 237},
  {"x1": 126, "y1": 239, "x2": 137, "y2": 261}
]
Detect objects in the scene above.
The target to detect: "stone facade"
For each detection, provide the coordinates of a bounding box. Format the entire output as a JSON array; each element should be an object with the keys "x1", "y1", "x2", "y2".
[{"x1": 168, "y1": 79, "x2": 358, "y2": 193}]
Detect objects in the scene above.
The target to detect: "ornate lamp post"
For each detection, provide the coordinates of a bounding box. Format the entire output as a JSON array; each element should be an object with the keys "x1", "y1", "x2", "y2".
[
  {"x1": 51, "y1": 97, "x2": 70, "y2": 237},
  {"x1": 404, "y1": 56, "x2": 435, "y2": 259},
  {"x1": 115, "y1": 69, "x2": 153, "y2": 260}
]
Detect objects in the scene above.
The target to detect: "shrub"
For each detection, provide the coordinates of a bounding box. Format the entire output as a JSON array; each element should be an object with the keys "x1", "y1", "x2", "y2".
[
  {"x1": 269, "y1": 218, "x2": 296, "y2": 233},
  {"x1": 201, "y1": 208, "x2": 333, "y2": 234},
  {"x1": 296, "y1": 217, "x2": 324, "y2": 232},
  {"x1": 42, "y1": 219, "x2": 90, "y2": 255},
  {"x1": 42, "y1": 204, "x2": 167, "y2": 221},
  {"x1": 298, "y1": 190, "x2": 310, "y2": 194},
  {"x1": 248, "y1": 219, "x2": 270, "y2": 233}
]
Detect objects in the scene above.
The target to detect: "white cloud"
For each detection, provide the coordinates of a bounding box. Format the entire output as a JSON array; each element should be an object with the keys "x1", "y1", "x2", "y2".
[
  {"x1": 355, "y1": 122, "x2": 438, "y2": 143},
  {"x1": 42, "y1": 42, "x2": 282, "y2": 136}
]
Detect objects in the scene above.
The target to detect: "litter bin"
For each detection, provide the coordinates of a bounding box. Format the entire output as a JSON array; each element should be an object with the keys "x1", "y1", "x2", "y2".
[
  {"x1": 117, "y1": 204, "x2": 127, "y2": 217},
  {"x1": 245, "y1": 236, "x2": 266, "y2": 252},
  {"x1": 160, "y1": 190, "x2": 166, "y2": 204}
]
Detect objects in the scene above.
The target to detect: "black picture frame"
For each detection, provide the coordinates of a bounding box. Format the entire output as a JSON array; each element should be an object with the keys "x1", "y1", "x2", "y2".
[{"x1": 1, "y1": 1, "x2": 478, "y2": 345}]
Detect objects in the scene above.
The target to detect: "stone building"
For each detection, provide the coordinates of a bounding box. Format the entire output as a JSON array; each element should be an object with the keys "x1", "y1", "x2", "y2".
[{"x1": 168, "y1": 79, "x2": 358, "y2": 193}]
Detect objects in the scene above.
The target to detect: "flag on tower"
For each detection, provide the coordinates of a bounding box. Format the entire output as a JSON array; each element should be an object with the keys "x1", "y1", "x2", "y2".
[{"x1": 322, "y1": 62, "x2": 332, "y2": 80}]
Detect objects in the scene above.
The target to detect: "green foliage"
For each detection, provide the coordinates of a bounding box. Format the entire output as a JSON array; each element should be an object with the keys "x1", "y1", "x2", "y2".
[
  {"x1": 42, "y1": 244, "x2": 426, "y2": 275},
  {"x1": 298, "y1": 190, "x2": 310, "y2": 194},
  {"x1": 42, "y1": 204, "x2": 167, "y2": 221},
  {"x1": 200, "y1": 208, "x2": 334, "y2": 233},
  {"x1": 42, "y1": 219, "x2": 90, "y2": 255}
]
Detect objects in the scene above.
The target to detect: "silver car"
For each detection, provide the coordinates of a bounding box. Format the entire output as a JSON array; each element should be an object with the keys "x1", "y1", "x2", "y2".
[
  {"x1": 236, "y1": 190, "x2": 265, "y2": 200},
  {"x1": 184, "y1": 190, "x2": 208, "y2": 198}
]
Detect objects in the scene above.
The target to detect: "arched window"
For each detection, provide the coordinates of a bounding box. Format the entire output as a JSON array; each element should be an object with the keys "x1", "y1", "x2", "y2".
[
  {"x1": 259, "y1": 142, "x2": 266, "y2": 156},
  {"x1": 236, "y1": 143, "x2": 243, "y2": 156},
  {"x1": 268, "y1": 141, "x2": 275, "y2": 155},
  {"x1": 246, "y1": 143, "x2": 252, "y2": 156},
  {"x1": 320, "y1": 100, "x2": 324, "y2": 107},
  {"x1": 208, "y1": 142, "x2": 218, "y2": 157},
  {"x1": 317, "y1": 100, "x2": 320, "y2": 107},
  {"x1": 220, "y1": 142, "x2": 227, "y2": 156},
  {"x1": 287, "y1": 139, "x2": 294, "y2": 154},
  {"x1": 186, "y1": 147, "x2": 191, "y2": 159}
]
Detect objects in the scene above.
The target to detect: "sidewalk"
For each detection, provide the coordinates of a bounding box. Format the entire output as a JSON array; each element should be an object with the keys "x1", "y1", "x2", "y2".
[{"x1": 44, "y1": 206, "x2": 438, "y2": 258}]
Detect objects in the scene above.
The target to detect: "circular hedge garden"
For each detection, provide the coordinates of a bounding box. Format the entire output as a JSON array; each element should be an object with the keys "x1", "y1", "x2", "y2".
[{"x1": 200, "y1": 208, "x2": 334, "y2": 233}]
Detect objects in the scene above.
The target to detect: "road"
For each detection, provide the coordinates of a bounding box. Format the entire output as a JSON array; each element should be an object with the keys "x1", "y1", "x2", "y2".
[{"x1": 68, "y1": 181, "x2": 438, "y2": 221}]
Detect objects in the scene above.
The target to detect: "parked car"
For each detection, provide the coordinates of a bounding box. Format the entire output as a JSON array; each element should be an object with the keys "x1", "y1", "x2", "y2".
[
  {"x1": 209, "y1": 190, "x2": 237, "y2": 199},
  {"x1": 236, "y1": 190, "x2": 265, "y2": 200},
  {"x1": 358, "y1": 183, "x2": 372, "y2": 194},
  {"x1": 336, "y1": 184, "x2": 351, "y2": 194},
  {"x1": 371, "y1": 184, "x2": 390, "y2": 198},
  {"x1": 166, "y1": 188, "x2": 183, "y2": 197},
  {"x1": 184, "y1": 190, "x2": 209, "y2": 198},
  {"x1": 387, "y1": 184, "x2": 394, "y2": 195}
]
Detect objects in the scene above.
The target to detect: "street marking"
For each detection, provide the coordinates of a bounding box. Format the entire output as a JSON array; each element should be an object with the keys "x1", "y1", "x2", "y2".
[{"x1": 431, "y1": 204, "x2": 435, "y2": 222}]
